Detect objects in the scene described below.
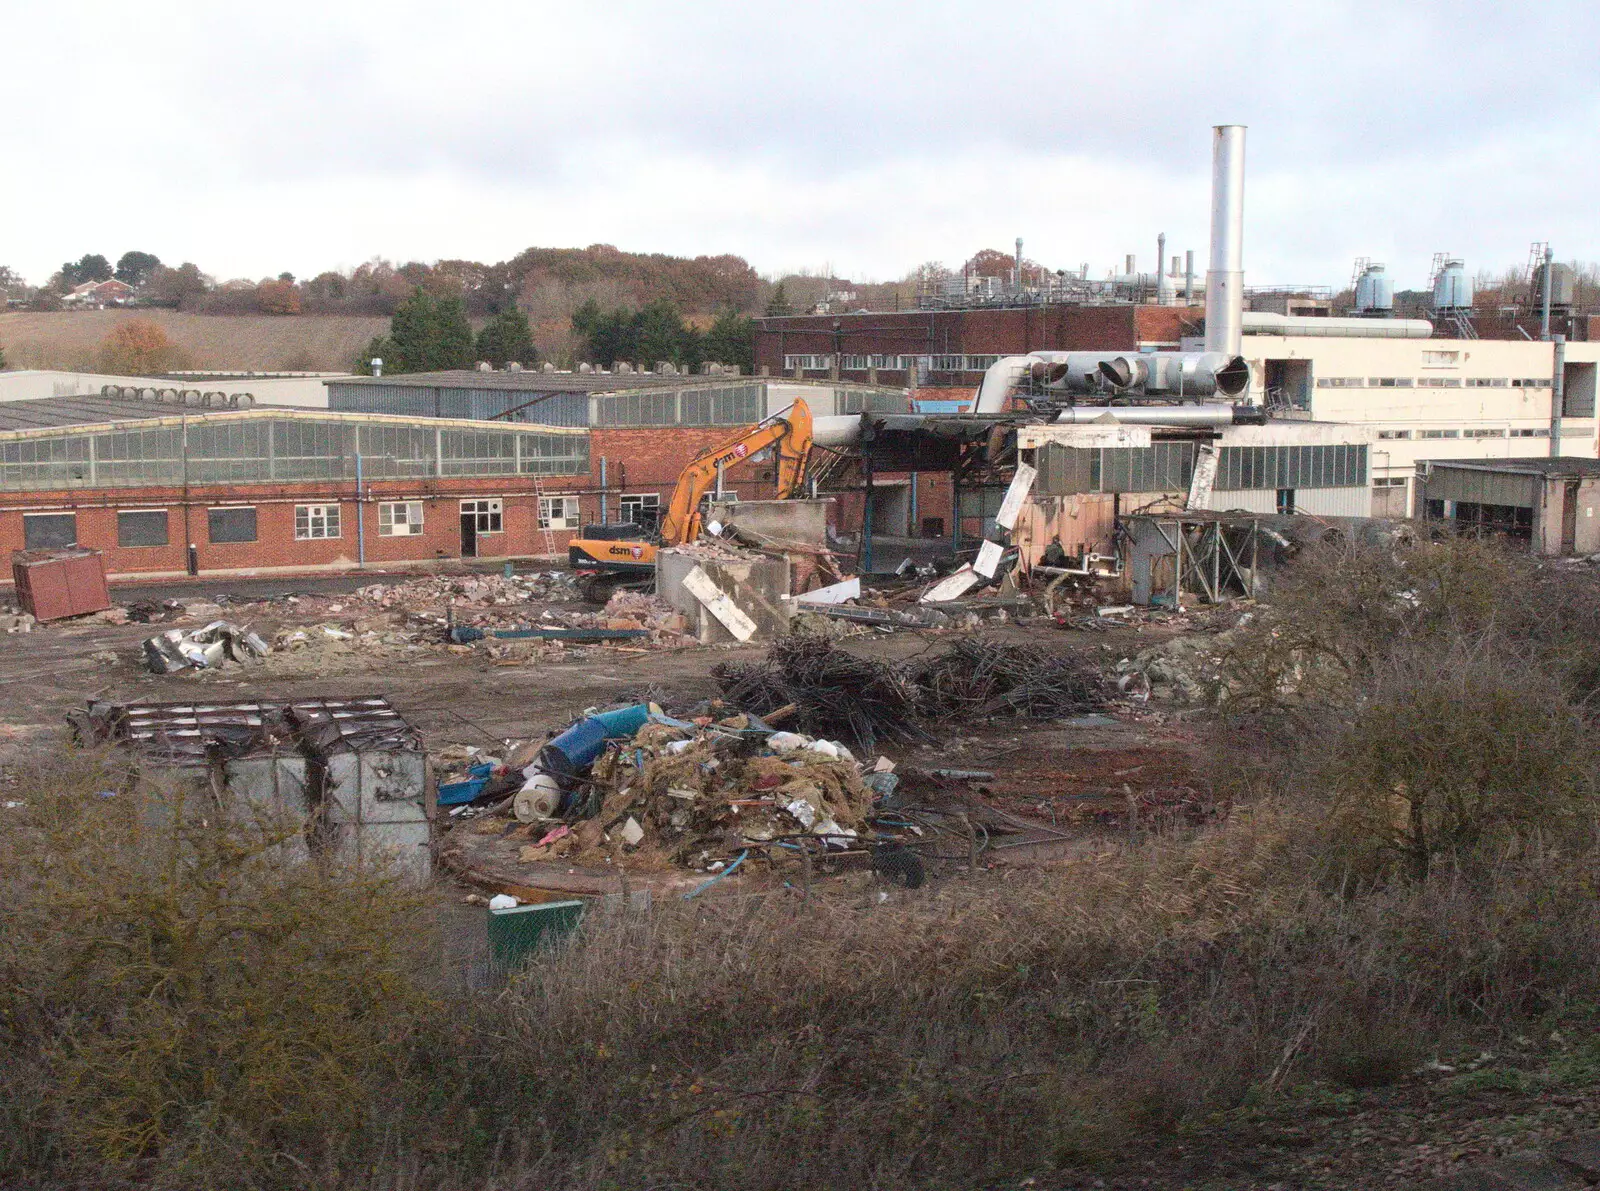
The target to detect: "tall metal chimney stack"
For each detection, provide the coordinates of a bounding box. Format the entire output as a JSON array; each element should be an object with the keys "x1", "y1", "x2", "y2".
[
  {"x1": 1015, "y1": 237, "x2": 1024, "y2": 292},
  {"x1": 1184, "y1": 249, "x2": 1195, "y2": 303},
  {"x1": 1156, "y1": 233, "x2": 1173, "y2": 304},
  {"x1": 1205, "y1": 124, "x2": 1246, "y2": 355}
]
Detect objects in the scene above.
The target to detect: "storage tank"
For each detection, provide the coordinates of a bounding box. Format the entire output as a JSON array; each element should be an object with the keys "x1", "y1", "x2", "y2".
[
  {"x1": 1535, "y1": 262, "x2": 1576, "y2": 309},
  {"x1": 1354, "y1": 264, "x2": 1394, "y2": 314},
  {"x1": 1433, "y1": 259, "x2": 1474, "y2": 310}
]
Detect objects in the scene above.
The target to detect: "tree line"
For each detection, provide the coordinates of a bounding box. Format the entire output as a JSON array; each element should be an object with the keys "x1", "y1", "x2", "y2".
[{"x1": 353, "y1": 291, "x2": 754, "y2": 375}]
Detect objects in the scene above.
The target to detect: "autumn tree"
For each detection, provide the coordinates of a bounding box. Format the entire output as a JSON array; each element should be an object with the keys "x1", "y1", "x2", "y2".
[
  {"x1": 474, "y1": 306, "x2": 537, "y2": 367},
  {"x1": 99, "y1": 319, "x2": 188, "y2": 374},
  {"x1": 145, "y1": 263, "x2": 210, "y2": 309},
  {"x1": 255, "y1": 279, "x2": 301, "y2": 315},
  {"x1": 114, "y1": 251, "x2": 162, "y2": 287}
]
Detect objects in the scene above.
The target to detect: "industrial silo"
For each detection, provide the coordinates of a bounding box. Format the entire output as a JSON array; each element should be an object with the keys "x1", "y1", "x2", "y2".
[
  {"x1": 1354, "y1": 264, "x2": 1394, "y2": 315},
  {"x1": 1433, "y1": 259, "x2": 1474, "y2": 310}
]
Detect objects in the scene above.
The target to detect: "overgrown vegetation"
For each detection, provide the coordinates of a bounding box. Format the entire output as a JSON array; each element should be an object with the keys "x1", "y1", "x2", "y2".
[{"x1": 5, "y1": 539, "x2": 1600, "y2": 1189}]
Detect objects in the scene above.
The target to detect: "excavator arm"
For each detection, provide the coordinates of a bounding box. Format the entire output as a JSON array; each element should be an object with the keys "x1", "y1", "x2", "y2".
[{"x1": 658, "y1": 398, "x2": 813, "y2": 545}]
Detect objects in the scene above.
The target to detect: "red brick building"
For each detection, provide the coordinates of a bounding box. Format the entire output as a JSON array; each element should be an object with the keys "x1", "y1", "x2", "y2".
[{"x1": 0, "y1": 379, "x2": 916, "y2": 581}]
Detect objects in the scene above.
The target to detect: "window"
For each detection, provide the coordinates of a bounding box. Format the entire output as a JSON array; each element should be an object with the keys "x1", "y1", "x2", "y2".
[
  {"x1": 619, "y1": 493, "x2": 661, "y2": 528},
  {"x1": 295, "y1": 503, "x2": 341, "y2": 540},
  {"x1": 538, "y1": 495, "x2": 581, "y2": 530},
  {"x1": 1513, "y1": 378, "x2": 1551, "y2": 388},
  {"x1": 208, "y1": 507, "x2": 257, "y2": 544},
  {"x1": 1377, "y1": 430, "x2": 1413, "y2": 440},
  {"x1": 1316, "y1": 377, "x2": 1365, "y2": 388},
  {"x1": 117, "y1": 509, "x2": 168, "y2": 548},
  {"x1": 1418, "y1": 429, "x2": 1460, "y2": 439},
  {"x1": 379, "y1": 501, "x2": 424, "y2": 536},
  {"x1": 461, "y1": 499, "x2": 502, "y2": 534},
  {"x1": 1511, "y1": 428, "x2": 1549, "y2": 438},
  {"x1": 1367, "y1": 377, "x2": 1414, "y2": 388},
  {"x1": 1373, "y1": 478, "x2": 1408, "y2": 488},
  {"x1": 1464, "y1": 428, "x2": 1506, "y2": 439},
  {"x1": 23, "y1": 513, "x2": 76, "y2": 550},
  {"x1": 1422, "y1": 350, "x2": 1460, "y2": 367},
  {"x1": 1419, "y1": 377, "x2": 1463, "y2": 388},
  {"x1": 1467, "y1": 378, "x2": 1509, "y2": 388},
  {"x1": 1216, "y1": 444, "x2": 1368, "y2": 490}
]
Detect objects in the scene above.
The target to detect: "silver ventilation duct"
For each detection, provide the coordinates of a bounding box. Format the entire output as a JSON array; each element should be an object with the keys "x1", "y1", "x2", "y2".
[
  {"x1": 974, "y1": 350, "x2": 1251, "y2": 411},
  {"x1": 1053, "y1": 403, "x2": 1265, "y2": 427},
  {"x1": 1243, "y1": 311, "x2": 1433, "y2": 339},
  {"x1": 1204, "y1": 124, "x2": 1246, "y2": 357}
]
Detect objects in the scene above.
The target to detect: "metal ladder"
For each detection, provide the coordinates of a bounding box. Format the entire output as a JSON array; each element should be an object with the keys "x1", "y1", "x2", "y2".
[{"x1": 529, "y1": 472, "x2": 558, "y2": 561}]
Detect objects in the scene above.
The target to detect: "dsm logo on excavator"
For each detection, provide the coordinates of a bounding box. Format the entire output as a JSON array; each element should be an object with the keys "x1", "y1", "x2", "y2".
[{"x1": 607, "y1": 544, "x2": 645, "y2": 559}]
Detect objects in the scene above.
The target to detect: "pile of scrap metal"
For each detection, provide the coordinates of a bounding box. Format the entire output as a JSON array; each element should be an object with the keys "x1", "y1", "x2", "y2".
[
  {"x1": 143, "y1": 620, "x2": 271, "y2": 673},
  {"x1": 74, "y1": 696, "x2": 432, "y2": 876}
]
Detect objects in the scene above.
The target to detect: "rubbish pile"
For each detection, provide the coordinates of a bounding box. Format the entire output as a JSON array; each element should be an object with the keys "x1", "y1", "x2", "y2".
[
  {"x1": 443, "y1": 699, "x2": 958, "y2": 886},
  {"x1": 143, "y1": 621, "x2": 272, "y2": 673},
  {"x1": 714, "y1": 636, "x2": 1105, "y2": 751}
]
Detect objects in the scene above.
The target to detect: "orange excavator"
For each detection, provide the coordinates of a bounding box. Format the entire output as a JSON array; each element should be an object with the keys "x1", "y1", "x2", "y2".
[{"x1": 568, "y1": 399, "x2": 814, "y2": 600}]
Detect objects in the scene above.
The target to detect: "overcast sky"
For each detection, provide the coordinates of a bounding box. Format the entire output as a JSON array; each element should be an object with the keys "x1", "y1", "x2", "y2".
[{"x1": 5, "y1": 1, "x2": 1597, "y2": 292}]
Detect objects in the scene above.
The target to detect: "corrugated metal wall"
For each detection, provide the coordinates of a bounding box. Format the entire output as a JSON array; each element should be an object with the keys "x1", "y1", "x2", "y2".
[
  {"x1": 1210, "y1": 487, "x2": 1374, "y2": 517},
  {"x1": 1419, "y1": 466, "x2": 1538, "y2": 509},
  {"x1": 326, "y1": 384, "x2": 591, "y2": 427}
]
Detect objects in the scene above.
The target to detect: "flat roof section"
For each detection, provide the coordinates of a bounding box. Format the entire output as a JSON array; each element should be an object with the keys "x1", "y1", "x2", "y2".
[{"x1": 1422, "y1": 456, "x2": 1600, "y2": 479}]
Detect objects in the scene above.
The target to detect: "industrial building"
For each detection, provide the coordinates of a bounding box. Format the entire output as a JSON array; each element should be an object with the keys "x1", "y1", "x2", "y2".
[{"x1": 0, "y1": 375, "x2": 913, "y2": 580}]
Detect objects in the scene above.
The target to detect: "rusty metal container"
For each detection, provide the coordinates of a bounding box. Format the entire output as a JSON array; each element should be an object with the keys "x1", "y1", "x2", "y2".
[{"x1": 11, "y1": 548, "x2": 112, "y2": 621}]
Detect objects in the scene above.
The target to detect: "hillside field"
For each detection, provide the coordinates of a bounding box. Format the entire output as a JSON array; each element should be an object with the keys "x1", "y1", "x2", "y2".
[{"x1": 0, "y1": 310, "x2": 389, "y2": 373}]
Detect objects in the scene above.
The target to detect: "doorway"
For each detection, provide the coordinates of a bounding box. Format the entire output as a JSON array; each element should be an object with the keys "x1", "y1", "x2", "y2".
[
  {"x1": 1562, "y1": 480, "x2": 1580, "y2": 555},
  {"x1": 460, "y1": 512, "x2": 477, "y2": 558}
]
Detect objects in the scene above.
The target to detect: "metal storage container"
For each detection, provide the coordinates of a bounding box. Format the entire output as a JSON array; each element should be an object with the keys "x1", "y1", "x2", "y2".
[{"x1": 11, "y1": 548, "x2": 112, "y2": 621}]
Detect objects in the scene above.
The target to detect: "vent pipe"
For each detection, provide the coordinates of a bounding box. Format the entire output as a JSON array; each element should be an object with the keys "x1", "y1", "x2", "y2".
[
  {"x1": 1156, "y1": 233, "x2": 1173, "y2": 304},
  {"x1": 1015, "y1": 237, "x2": 1024, "y2": 291},
  {"x1": 1184, "y1": 249, "x2": 1195, "y2": 303},
  {"x1": 1205, "y1": 124, "x2": 1246, "y2": 357}
]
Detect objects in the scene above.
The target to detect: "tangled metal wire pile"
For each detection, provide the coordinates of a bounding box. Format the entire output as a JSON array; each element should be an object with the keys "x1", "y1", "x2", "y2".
[
  {"x1": 712, "y1": 637, "x2": 926, "y2": 751},
  {"x1": 905, "y1": 638, "x2": 1104, "y2": 721},
  {"x1": 713, "y1": 636, "x2": 1103, "y2": 751}
]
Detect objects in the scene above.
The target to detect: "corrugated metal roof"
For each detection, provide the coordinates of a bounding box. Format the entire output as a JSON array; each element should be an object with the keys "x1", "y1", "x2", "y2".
[
  {"x1": 0, "y1": 397, "x2": 589, "y2": 440},
  {"x1": 328, "y1": 370, "x2": 747, "y2": 393},
  {"x1": 0, "y1": 396, "x2": 220, "y2": 431},
  {"x1": 1422, "y1": 456, "x2": 1600, "y2": 479}
]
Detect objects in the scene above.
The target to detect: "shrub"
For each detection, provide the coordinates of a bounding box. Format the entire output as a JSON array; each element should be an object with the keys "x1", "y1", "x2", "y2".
[{"x1": 0, "y1": 743, "x2": 439, "y2": 1186}]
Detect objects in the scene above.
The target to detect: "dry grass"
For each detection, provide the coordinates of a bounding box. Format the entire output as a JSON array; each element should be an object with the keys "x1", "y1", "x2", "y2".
[
  {"x1": 6, "y1": 541, "x2": 1600, "y2": 1189},
  {"x1": 0, "y1": 310, "x2": 389, "y2": 372}
]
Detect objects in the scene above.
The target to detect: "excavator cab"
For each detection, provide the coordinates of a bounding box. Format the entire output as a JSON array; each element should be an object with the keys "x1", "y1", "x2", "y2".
[{"x1": 567, "y1": 399, "x2": 813, "y2": 602}]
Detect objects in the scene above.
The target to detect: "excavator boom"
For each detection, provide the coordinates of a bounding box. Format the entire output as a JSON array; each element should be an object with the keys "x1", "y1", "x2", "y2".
[{"x1": 567, "y1": 399, "x2": 814, "y2": 594}]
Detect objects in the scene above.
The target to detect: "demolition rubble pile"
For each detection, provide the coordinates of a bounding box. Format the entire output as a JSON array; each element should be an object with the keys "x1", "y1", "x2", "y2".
[
  {"x1": 137, "y1": 575, "x2": 692, "y2": 675},
  {"x1": 713, "y1": 637, "x2": 1105, "y2": 751}
]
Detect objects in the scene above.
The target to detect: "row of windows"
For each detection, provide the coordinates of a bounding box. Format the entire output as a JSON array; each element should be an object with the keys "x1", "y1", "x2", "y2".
[
  {"x1": 1317, "y1": 377, "x2": 1552, "y2": 389},
  {"x1": 16, "y1": 499, "x2": 525, "y2": 551},
  {"x1": 1215, "y1": 444, "x2": 1368, "y2": 491},
  {"x1": 786, "y1": 354, "x2": 1005, "y2": 374},
  {"x1": 592, "y1": 384, "x2": 764, "y2": 428},
  {"x1": 1381, "y1": 427, "x2": 1557, "y2": 440},
  {"x1": 0, "y1": 418, "x2": 589, "y2": 491}
]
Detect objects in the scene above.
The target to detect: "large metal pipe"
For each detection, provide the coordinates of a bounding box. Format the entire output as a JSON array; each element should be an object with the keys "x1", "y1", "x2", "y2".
[
  {"x1": 1242, "y1": 311, "x2": 1433, "y2": 339},
  {"x1": 1052, "y1": 404, "x2": 1264, "y2": 427},
  {"x1": 1031, "y1": 350, "x2": 1249, "y2": 398},
  {"x1": 1156, "y1": 232, "x2": 1173, "y2": 304},
  {"x1": 812, "y1": 414, "x2": 865, "y2": 447},
  {"x1": 1184, "y1": 249, "x2": 1195, "y2": 303},
  {"x1": 1205, "y1": 124, "x2": 1246, "y2": 357}
]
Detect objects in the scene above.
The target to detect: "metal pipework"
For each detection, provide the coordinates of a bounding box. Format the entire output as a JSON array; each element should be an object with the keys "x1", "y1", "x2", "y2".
[
  {"x1": 1205, "y1": 124, "x2": 1246, "y2": 357},
  {"x1": 1033, "y1": 350, "x2": 1250, "y2": 398},
  {"x1": 973, "y1": 355, "x2": 1067, "y2": 413},
  {"x1": 1156, "y1": 233, "x2": 1173, "y2": 305},
  {"x1": 1052, "y1": 404, "x2": 1265, "y2": 427},
  {"x1": 1184, "y1": 249, "x2": 1195, "y2": 303},
  {"x1": 1242, "y1": 311, "x2": 1434, "y2": 339}
]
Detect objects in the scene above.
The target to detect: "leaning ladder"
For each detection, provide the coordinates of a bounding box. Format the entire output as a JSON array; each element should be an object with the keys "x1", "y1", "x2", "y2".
[{"x1": 530, "y1": 472, "x2": 558, "y2": 560}]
